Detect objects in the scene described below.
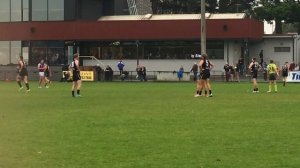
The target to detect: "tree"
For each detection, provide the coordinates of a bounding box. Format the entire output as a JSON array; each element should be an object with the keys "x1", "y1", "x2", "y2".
[
  {"x1": 253, "y1": 0, "x2": 300, "y2": 34},
  {"x1": 206, "y1": 0, "x2": 218, "y2": 13},
  {"x1": 218, "y1": 0, "x2": 255, "y2": 13}
]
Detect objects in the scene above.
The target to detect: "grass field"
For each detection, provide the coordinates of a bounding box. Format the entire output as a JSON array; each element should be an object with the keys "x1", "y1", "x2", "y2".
[{"x1": 0, "y1": 81, "x2": 299, "y2": 168}]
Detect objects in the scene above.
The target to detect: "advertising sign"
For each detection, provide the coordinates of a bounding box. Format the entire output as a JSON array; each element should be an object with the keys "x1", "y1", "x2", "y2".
[{"x1": 287, "y1": 71, "x2": 300, "y2": 82}]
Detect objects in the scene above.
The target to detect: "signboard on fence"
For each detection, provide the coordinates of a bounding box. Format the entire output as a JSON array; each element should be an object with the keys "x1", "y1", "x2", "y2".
[
  {"x1": 287, "y1": 71, "x2": 300, "y2": 82},
  {"x1": 80, "y1": 71, "x2": 94, "y2": 81},
  {"x1": 62, "y1": 71, "x2": 94, "y2": 81}
]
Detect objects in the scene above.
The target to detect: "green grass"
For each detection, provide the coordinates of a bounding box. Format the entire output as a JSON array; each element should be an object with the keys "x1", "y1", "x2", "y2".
[{"x1": 0, "y1": 81, "x2": 299, "y2": 168}]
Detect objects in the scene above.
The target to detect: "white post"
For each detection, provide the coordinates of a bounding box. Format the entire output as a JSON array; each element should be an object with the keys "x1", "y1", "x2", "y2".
[{"x1": 201, "y1": 0, "x2": 206, "y2": 54}]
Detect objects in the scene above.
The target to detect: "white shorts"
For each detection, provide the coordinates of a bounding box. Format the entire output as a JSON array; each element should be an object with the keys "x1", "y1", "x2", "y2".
[{"x1": 39, "y1": 72, "x2": 45, "y2": 77}]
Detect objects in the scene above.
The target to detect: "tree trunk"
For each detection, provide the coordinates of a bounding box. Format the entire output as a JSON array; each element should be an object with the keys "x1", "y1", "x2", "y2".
[{"x1": 275, "y1": 18, "x2": 283, "y2": 34}]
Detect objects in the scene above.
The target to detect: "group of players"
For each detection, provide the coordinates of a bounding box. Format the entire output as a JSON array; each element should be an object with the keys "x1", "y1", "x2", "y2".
[
  {"x1": 248, "y1": 57, "x2": 289, "y2": 93},
  {"x1": 16, "y1": 53, "x2": 82, "y2": 97},
  {"x1": 37, "y1": 59, "x2": 51, "y2": 88},
  {"x1": 16, "y1": 52, "x2": 289, "y2": 98},
  {"x1": 193, "y1": 55, "x2": 290, "y2": 97},
  {"x1": 194, "y1": 53, "x2": 214, "y2": 97}
]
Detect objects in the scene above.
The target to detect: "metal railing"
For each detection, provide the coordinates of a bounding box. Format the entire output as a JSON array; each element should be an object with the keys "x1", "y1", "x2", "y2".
[
  {"x1": 127, "y1": 0, "x2": 138, "y2": 15},
  {"x1": 1, "y1": 68, "x2": 269, "y2": 82},
  {"x1": 79, "y1": 56, "x2": 106, "y2": 69}
]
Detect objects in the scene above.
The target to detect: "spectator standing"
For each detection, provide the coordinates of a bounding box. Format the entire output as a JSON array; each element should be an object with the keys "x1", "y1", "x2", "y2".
[
  {"x1": 191, "y1": 62, "x2": 198, "y2": 81},
  {"x1": 262, "y1": 62, "x2": 268, "y2": 81},
  {"x1": 136, "y1": 65, "x2": 143, "y2": 81},
  {"x1": 141, "y1": 66, "x2": 147, "y2": 81},
  {"x1": 229, "y1": 64, "x2": 235, "y2": 82},
  {"x1": 104, "y1": 65, "x2": 113, "y2": 81},
  {"x1": 238, "y1": 58, "x2": 244, "y2": 76},
  {"x1": 289, "y1": 61, "x2": 296, "y2": 71},
  {"x1": 177, "y1": 66, "x2": 184, "y2": 81},
  {"x1": 235, "y1": 62, "x2": 240, "y2": 82},
  {"x1": 117, "y1": 60, "x2": 125, "y2": 75},
  {"x1": 224, "y1": 63, "x2": 230, "y2": 82},
  {"x1": 281, "y1": 62, "x2": 289, "y2": 86},
  {"x1": 259, "y1": 50, "x2": 264, "y2": 65},
  {"x1": 95, "y1": 64, "x2": 103, "y2": 81}
]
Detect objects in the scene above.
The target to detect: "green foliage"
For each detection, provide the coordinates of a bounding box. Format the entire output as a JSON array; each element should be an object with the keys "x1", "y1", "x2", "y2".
[
  {"x1": 151, "y1": 0, "x2": 255, "y2": 14},
  {"x1": 0, "y1": 82, "x2": 300, "y2": 168},
  {"x1": 253, "y1": 0, "x2": 300, "y2": 33},
  {"x1": 219, "y1": 0, "x2": 255, "y2": 13}
]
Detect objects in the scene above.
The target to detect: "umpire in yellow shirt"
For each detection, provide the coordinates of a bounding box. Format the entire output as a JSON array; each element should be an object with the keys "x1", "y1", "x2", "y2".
[{"x1": 267, "y1": 60, "x2": 279, "y2": 93}]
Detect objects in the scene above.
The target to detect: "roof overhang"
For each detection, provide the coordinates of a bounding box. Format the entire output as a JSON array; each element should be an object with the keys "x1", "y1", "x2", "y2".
[{"x1": 0, "y1": 14, "x2": 263, "y2": 41}]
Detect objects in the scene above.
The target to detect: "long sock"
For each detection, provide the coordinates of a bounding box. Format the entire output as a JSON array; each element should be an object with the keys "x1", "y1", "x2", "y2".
[
  {"x1": 196, "y1": 90, "x2": 199, "y2": 94},
  {"x1": 209, "y1": 90, "x2": 212, "y2": 94},
  {"x1": 72, "y1": 91, "x2": 75, "y2": 97},
  {"x1": 268, "y1": 85, "x2": 271, "y2": 92},
  {"x1": 199, "y1": 91, "x2": 202, "y2": 95},
  {"x1": 17, "y1": 81, "x2": 22, "y2": 88},
  {"x1": 205, "y1": 90, "x2": 207, "y2": 95},
  {"x1": 25, "y1": 83, "x2": 30, "y2": 90},
  {"x1": 275, "y1": 84, "x2": 277, "y2": 92},
  {"x1": 77, "y1": 90, "x2": 80, "y2": 95}
]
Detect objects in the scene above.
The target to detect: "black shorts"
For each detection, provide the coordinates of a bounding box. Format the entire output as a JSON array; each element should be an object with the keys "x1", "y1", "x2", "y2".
[
  {"x1": 200, "y1": 69, "x2": 210, "y2": 80},
  {"x1": 282, "y1": 72, "x2": 288, "y2": 77},
  {"x1": 19, "y1": 68, "x2": 28, "y2": 77},
  {"x1": 252, "y1": 72, "x2": 258, "y2": 79},
  {"x1": 269, "y1": 73, "x2": 276, "y2": 81},
  {"x1": 45, "y1": 71, "x2": 50, "y2": 78},
  {"x1": 73, "y1": 72, "x2": 81, "y2": 81}
]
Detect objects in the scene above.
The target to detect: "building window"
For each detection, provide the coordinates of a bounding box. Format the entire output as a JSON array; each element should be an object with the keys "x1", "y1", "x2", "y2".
[
  {"x1": 0, "y1": 41, "x2": 22, "y2": 65},
  {"x1": 207, "y1": 41, "x2": 224, "y2": 59},
  {"x1": 11, "y1": 41, "x2": 22, "y2": 64},
  {"x1": 23, "y1": 0, "x2": 29, "y2": 21},
  {"x1": 274, "y1": 47, "x2": 291, "y2": 52},
  {"x1": 11, "y1": 0, "x2": 22, "y2": 22},
  {"x1": 0, "y1": 0, "x2": 10, "y2": 22},
  {"x1": 0, "y1": 0, "x2": 64, "y2": 22},
  {"x1": 32, "y1": 0, "x2": 64, "y2": 21},
  {"x1": 29, "y1": 41, "x2": 65, "y2": 65},
  {"x1": 90, "y1": 40, "x2": 224, "y2": 60},
  {"x1": 48, "y1": 0, "x2": 64, "y2": 21},
  {"x1": 0, "y1": 41, "x2": 10, "y2": 65},
  {"x1": 32, "y1": 0, "x2": 48, "y2": 21}
]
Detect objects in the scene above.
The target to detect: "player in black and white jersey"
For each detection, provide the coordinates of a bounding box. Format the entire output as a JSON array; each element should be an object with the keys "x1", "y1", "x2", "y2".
[
  {"x1": 44, "y1": 62, "x2": 51, "y2": 88},
  {"x1": 248, "y1": 58, "x2": 261, "y2": 93},
  {"x1": 16, "y1": 56, "x2": 30, "y2": 93},
  {"x1": 69, "y1": 53, "x2": 82, "y2": 97},
  {"x1": 197, "y1": 53, "x2": 213, "y2": 97}
]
